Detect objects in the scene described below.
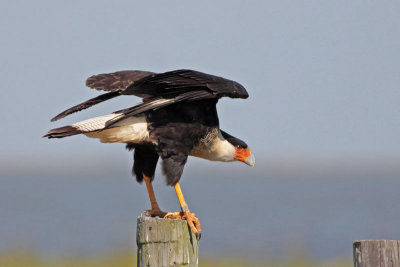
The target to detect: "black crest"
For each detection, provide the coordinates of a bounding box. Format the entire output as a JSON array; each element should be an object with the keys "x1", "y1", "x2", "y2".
[{"x1": 221, "y1": 130, "x2": 248, "y2": 148}]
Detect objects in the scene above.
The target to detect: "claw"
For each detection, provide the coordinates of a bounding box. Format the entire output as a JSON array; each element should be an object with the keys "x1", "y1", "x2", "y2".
[
  {"x1": 159, "y1": 210, "x2": 202, "y2": 239},
  {"x1": 142, "y1": 175, "x2": 202, "y2": 239},
  {"x1": 182, "y1": 210, "x2": 202, "y2": 240},
  {"x1": 164, "y1": 211, "x2": 184, "y2": 218},
  {"x1": 195, "y1": 232, "x2": 201, "y2": 241}
]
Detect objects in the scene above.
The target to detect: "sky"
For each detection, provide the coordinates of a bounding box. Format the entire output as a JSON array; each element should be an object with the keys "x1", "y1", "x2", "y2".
[
  {"x1": 1, "y1": 1, "x2": 400, "y2": 261},
  {"x1": 1, "y1": 1, "x2": 400, "y2": 175}
]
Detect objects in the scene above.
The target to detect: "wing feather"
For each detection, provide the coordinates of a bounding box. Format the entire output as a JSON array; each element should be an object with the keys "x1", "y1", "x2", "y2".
[
  {"x1": 104, "y1": 90, "x2": 213, "y2": 129},
  {"x1": 86, "y1": 70, "x2": 154, "y2": 92},
  {"x1": 121, "y1": 69, "x2": 249, "y2": 99},
  {"x1": 50, "y1": 71, "x2": 153, "y2": 121},
  {"x1": 50, "y1": 91, "x2": 120, "y2": 122},
  {"x1": 49, "y1": 69, "x2": 248, "y2": 122}
]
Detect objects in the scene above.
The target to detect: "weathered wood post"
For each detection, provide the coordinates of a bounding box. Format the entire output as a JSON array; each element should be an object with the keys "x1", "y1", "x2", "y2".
[
  {"x1": 137, "y1": 216, "x2": 199, "y2": 267},
  {"x1": 353, "y1": 240, "x2": 400, "y2": 267}
]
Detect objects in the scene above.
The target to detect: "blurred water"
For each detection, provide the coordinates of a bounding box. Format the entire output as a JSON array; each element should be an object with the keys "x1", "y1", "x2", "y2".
[{"x1": 0, "y1": 174, "x2": 399, "y2": 260}]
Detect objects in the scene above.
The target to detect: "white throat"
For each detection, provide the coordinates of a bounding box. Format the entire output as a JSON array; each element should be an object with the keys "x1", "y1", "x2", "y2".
[{"x1": 190, "y1": 130, "x2": 235, "y2": 162}]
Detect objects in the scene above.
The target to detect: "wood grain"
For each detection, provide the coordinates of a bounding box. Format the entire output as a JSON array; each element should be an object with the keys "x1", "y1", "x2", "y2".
[
  {"x1": 137, "y1": 217, "x2": 199, "y2": 267},
  {"x1": 353, "y1": 240, "x2": 400, "y2": 267}
]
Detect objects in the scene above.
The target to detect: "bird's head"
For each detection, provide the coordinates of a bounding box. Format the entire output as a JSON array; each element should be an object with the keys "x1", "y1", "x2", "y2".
[
  {"x1": 221, "y1": 130, "x2": 255, "y2": 167},
  {"x1": 234, "y1": 145, "x2": 255, "y2": 167}
]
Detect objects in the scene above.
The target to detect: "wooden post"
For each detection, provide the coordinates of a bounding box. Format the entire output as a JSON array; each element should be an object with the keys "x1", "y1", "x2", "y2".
[
  {"x1": 137, "y1": 216, "x2": 199, "y2": 267},
  {"x1": 353, "y1": 240, "x2": 400, "y2": 267}
]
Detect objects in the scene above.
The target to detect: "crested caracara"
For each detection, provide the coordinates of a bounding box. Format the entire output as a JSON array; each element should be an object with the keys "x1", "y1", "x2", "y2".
[{"x1": 44, "y1": 69, "x2": 255, "y2": 239}]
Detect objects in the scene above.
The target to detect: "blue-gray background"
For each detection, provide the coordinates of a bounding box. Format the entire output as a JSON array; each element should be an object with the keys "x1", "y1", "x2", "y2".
[{"x1": 1, "y1": 1, "x2": 399, "y2": 261}]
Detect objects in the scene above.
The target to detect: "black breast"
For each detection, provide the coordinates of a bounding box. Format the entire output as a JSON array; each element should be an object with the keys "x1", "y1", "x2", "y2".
[
  {"x1": 148, "y1": 99, "x2": 219, "y2": 151},
  {"x1": 145, "y1": 99, "x2": 219, "y2": 185},
  {"x1": 147, "y1": 99, "x2": 219, "y2": 126}
]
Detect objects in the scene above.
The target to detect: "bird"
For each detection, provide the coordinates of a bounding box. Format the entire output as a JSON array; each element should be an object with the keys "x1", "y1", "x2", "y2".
[{"x1": 44, "y1": 69, "x2": 255, "y2": 239}]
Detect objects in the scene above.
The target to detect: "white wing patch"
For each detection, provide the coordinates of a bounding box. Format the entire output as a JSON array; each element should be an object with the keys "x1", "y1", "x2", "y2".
[{"x1": 72, "y1": 113, "x2": 150, "y2": 144}]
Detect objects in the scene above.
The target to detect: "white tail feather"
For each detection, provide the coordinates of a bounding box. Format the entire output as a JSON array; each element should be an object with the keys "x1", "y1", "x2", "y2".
[
  {"x1": 72, "y1": 113, "x2": 150, "y2": 144},
  {"x1": 72, "y1": 113, "x2": 120, "y2": 132}
]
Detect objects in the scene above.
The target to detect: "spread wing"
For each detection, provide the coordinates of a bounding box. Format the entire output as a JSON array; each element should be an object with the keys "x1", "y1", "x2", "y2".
[
  {"x1": 102, "y1": 69, "x2": 248, "y2": 127},
  {"x1": 122, "y1": 69, "x2": 249, "y2": 99},
  {"x1": 50, "y1": 91, "x2": 120, "y2": 122},
  {"x1": 104, "y1": 90, "x2": 214, "y2": 128},
  {"x1": 50, "y1": 69, "x2": 248, "y2": 122},
  {"x1": 50, "y1": 71, "x2": 154, "y2": 122}
]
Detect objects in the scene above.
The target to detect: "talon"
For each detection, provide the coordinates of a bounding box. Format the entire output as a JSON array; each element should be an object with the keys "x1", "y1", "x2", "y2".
[
  {"x1": 171, "y1": 182, "x2": 202, "y2": 239},
  {"x1": 195, "y1": 232, "x2": 201, "y2": 241},
  {"x1": 164, "y1": 211, "x2": 184, "y2": 219},
  {"x1": 183, "y1": 210, "x2": 202, "y2": 239},
  {"x1": 161, "y1": 210, "x2": 202, "y2": 239}
]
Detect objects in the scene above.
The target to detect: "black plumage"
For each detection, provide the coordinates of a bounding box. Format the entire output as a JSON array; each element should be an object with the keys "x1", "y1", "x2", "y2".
[
  {"x1": 121, "y1": 69, "x2": 249, "y2": 99},
  {"x1": 51, "y1": 71, "x2": 153, "y2": 122},
  {"x1": 51, "y1": 91, "x2": 120, "y2": 122},
  {"x1": 45, "y1": 69, "x2": 252, "y2": 186},
  {"x1": 221, "y1": 130, "x2": 248, "y2": 148},
  {"x1": 146, "y1": 99, "x2": 219, "y2": 185},
  {"x1": 45, "y1": 68, "x2": 254, "y2": 238},
  {"x1": 126, "y1": 144, "x2": 159, "y2": 183},
  {"x1": 86, "y1": 70, "x2": 154, "y2": 92}
]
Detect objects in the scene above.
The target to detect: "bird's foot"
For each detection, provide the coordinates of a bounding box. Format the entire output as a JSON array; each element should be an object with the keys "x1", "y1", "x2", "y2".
[
  {"x1": 164, "y1": 211, "x2": 202, "y2": 240},
  {"x1": 143, "y1": 209, "x2": 201, "y2": 240},
  {"x1": 144, "y1": 208, "x2": 167, "y2": 218}
]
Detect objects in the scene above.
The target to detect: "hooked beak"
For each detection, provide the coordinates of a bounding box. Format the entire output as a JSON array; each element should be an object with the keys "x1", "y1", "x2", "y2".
[
  {"x1": 234, "y1": 147, "x2": 255, "y2": 167},
  {"x1": 245, "y1": 153, "x2": 255, "y2": 167}
]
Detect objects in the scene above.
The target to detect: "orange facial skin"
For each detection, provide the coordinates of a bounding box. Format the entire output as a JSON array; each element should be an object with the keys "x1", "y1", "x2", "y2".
[{"x1": 234, "y1": 147, "x2": 252, "y2": 163}]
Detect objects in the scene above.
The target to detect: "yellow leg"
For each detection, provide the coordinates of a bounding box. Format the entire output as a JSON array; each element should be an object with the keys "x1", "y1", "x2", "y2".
[
  {"x1": 172, "y1": 182, "x2": 202, "y2": 239},
  {"x1": 174, "y1": 182, "x2": 189, "y2": 212},
  {"x1": 142, "y1": 175, "x2": 201, "y2": 239},
  {"x1": 143, "y1": 174, "x2": 166, "y2": 217}
]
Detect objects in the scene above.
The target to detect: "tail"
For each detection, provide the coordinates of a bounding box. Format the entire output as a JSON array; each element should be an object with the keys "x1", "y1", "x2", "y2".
[
  {"x1": 43, "y1": 125, "x2": 82, "y2": 138},
  {"x1": 43, "y1": 113, "x2": 120, "y2": 139}
]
